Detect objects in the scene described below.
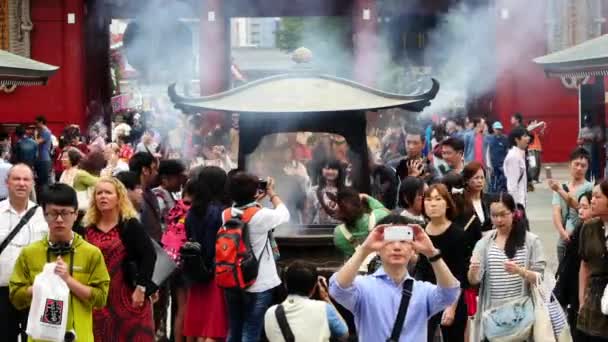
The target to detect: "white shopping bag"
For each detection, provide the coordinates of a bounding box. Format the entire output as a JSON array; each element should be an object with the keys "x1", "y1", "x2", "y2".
[{"x1": 26, "y1": 262, "x2": 69, "y2": 341}]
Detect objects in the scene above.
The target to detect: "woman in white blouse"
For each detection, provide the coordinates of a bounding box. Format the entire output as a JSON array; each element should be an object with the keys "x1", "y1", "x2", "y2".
[{"x1": 58, "y1": 147, "x2": 82, "y2": 187}]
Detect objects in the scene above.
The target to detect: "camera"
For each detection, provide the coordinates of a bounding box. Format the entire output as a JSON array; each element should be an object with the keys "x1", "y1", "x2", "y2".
[
  {"x1": 258, "y1": 179, "x2": 268, "y2": 191},
  {"x1": 64, "y1": 330, "x2": 77, "y2": 342}
]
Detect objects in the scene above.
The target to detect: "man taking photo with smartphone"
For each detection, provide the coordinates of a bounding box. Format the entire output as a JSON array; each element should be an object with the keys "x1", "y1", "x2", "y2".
[{"x1": 329, "y1": 214, "x2": 460, "y2": 341}]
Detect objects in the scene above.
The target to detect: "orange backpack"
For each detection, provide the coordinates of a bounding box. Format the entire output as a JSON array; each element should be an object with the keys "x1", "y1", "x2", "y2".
[{"x1": 215, "y1": 207, "x2": 264, "y2": 289}]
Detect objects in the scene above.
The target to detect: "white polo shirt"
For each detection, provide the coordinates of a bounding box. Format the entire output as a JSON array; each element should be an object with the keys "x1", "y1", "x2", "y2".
[{"x1": 0, "y1": 199, "x2": 48, "y2": 286}]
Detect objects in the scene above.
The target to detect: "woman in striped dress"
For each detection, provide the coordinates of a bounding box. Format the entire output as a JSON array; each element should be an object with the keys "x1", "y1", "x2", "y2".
[{"x1": 467, "y1": 193, "x2": 546, "y2": 341}]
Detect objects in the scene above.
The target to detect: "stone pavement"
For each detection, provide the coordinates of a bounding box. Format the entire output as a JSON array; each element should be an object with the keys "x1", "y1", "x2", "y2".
[{"x1": 526, "y1": 163, "x2": 571, "y2": 273}]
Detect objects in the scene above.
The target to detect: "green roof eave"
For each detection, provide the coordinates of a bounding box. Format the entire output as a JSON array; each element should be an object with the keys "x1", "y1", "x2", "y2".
[
  {"x1": 0, "y1": 49, "x2": 59, "y2": 85},
  {"x1": 534, "y1": 35, "x2": 608, "y2": 77}
]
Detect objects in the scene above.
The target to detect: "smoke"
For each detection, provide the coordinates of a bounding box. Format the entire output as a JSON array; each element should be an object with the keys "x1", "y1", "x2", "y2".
[{"x1": 420, "y1": 1, "x2": 546, "y2": 117}]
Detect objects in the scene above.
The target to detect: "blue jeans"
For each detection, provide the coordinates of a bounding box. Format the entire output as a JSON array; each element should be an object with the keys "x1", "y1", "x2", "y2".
[{"x1": 225, "y1": 288, "x2": 274, "y2": 342}]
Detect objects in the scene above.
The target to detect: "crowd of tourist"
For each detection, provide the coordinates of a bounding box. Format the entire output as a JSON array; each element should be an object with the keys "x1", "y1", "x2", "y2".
[{"x1": 0, "y1": 109, "x2": 606, "y2": 342}]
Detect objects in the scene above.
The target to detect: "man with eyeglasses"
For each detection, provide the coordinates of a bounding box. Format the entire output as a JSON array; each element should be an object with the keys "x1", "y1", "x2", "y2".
[
  {"x1": 9, "y1": 183, "x2": 110, "y2": 341},
  {"x1": 0, "y1": 164, "x2": 48, "y2": 342}
]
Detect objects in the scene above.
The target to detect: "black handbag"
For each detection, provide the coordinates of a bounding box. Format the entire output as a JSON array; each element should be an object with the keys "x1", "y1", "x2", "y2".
[{"x1": 179, "y1": 240, "x2": 214, "y2": 283}]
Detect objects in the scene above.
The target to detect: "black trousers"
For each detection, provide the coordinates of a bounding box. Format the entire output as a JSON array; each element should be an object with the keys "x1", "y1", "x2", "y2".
[
  {"x1": 427, "y1": 296, "x2": 467, "y2": 342},
  {"x1": 0, "y1": 287, "x2": 27, "y2": 342}
]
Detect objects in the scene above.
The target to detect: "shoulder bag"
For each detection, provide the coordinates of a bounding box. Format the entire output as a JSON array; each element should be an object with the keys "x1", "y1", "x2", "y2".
[
  {"x1": 275, "y1": 304, "x2": 295, "y2": 342},
  {"x1": 0, "y1": 206, "x2": 39, "y2": 256},
  {"x1": 386, "y1": 278, "x2": 414, "y2": 342}
]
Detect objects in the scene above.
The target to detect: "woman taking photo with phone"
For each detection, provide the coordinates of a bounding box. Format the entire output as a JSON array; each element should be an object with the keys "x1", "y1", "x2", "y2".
[
  {"x1": 468, "y1": 193, "x2": 546, "y2": 342},
  {"x1": 578, "y1": 181, "x2": 608, "y2": 341},
  {"x1": 415, "y1": 183, "x2": 467, "y2": 342}
]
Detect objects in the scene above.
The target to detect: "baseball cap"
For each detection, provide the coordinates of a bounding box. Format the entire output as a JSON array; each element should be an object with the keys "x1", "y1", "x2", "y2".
[{"x1": 492, "y1": 121, "x2": 503, "y2": 130}]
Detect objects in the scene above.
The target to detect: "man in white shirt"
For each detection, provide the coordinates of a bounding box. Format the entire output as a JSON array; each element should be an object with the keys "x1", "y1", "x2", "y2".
[
  {"x1": 225, "y1": 172, "x2": 290, "y2": 342},
  {"x1": 264, "y1": 261, "x2": 348, "y2": 342},
  {"x1": 503, "y1": 126, "x2": 531, "y2": 208},
  {"x1": 0, "y1": 164, "x2": 48, "y2": 341}
]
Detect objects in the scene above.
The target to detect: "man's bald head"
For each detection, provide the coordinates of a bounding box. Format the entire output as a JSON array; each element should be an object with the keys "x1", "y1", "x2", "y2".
[
  {"x1": 7, "y1": 163, "x2": 34, "y2": 180},
  {"x1": 7, "y1": 163, "x2": 34, "y2": 201}
]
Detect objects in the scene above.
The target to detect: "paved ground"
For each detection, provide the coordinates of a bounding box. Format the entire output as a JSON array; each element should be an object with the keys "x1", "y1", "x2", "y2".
[{"x1": 527, "y1": 163, "x2": 571, "y2": 272}]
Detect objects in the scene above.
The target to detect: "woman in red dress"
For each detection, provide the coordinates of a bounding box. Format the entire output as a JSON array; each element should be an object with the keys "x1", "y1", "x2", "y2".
[
  {"x1": 183, "y1": 167, "x2": 229, "y2": 342},
  {"x1": 84, "y1": 177, "x2": 157, "y2": 342}
]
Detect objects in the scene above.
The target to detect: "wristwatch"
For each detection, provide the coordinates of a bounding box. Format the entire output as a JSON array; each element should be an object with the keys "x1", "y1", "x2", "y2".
[
  {"x1": 136, "y1": 285, "x2": 146, "y2": 293},
  {"x1": 428, "y1": 250, "x2": 442, "y2": 263}
]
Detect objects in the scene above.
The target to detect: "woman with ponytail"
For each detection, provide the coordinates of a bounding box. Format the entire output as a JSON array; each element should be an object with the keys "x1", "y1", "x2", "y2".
[{"x1": 467, "y1": 192, "x2": 546, "y2": 341}]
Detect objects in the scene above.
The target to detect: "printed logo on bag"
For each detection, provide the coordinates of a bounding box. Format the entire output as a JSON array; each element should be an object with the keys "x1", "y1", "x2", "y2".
[{"x1": 40, "y1": 299, "x2": 64, "y2": 325}]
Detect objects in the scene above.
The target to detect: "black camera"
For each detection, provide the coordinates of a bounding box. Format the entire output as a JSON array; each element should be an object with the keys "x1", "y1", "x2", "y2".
[
  {"x1": 64, "y1": 330, "x2": 76, "y2": 342},
  {"x1": 258, "y1": 179, "x2": 268, "y2": 191}
]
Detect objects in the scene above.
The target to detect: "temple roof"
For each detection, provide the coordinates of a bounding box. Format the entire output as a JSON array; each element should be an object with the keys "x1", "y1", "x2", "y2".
[
  {"x1": 534, "y1": 35, "x2": 608, "y2": 78},
  {"x1": 169, "y1": 73, "x2": 439, "y2": 113},
  {"x1": 0, "y1": 49, "x2": 59, "y2": 86}
]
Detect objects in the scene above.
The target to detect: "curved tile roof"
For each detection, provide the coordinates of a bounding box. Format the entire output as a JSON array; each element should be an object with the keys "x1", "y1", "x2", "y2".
[
  {"x1": 534, "y1": 35, "x2": 608, "y2": 77},
  {"x1": 169, "y1": 73, "x2": 439, "y2": 113},
  {"x1": 0, "y1": 49, "x2": 59, "y2": 85}
]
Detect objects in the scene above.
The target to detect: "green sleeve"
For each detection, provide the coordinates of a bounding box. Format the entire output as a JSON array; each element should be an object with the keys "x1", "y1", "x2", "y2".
[
  {"x1": 366, "y1": 196, "x2": 385, "y2": 211},
  {"x1": 333, "y1": 225, "x2": 355, "y2": 257},
  {"x1": 9, "y1": 250, "x2": 33, "y2": 310},
  {"x1": 73, "y1": 171, "x2": 99, "y2": 191},
  {"x1": 87, "y1": 250, "x2": 110, "y2": 309}
]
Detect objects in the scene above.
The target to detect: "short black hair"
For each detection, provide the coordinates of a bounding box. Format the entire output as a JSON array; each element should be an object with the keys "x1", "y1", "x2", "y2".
[
  {"x1": 15, "y1": 125, "x2": 26, "y2": 137},
  {"x1": 284, "y1": 261, "x2": 318, "y2": 296},
  {"x1": 35, "y1": 115, "x2": 47, "y2": 124},
  {"x1": 115, "y1": 171, "x2": 140, "y2": 191},
  {"x1": 376, "y1": 214, "x2": 411, "y2": 226},
  {"x1": 512, "y1": 112, "x2": 523, "y2": 124},
  {"x1": 508, "y1": 126, "x2": 529, "y2": 147},
  {"x1": 472, "y1": 117, "x2": 485, "y2": 127},
  {"x1": 441, "y1": 137, "x2": 465, "y2": 153},
  {"x1": 41, "y1": 183, "x2": 78, "y2": 210},
  {"x1": 128, "y1": 152, "x2": 156, "y2": 178},
  {"x1": 569, "y1": 147, "x2": 591, "y2": 164},
  {"x1": 158, "y1": 159, "x2": 186, "y2": 178},
  {"x1": 65, "y1": 148, "x2": 82, "y2": 167},
  {"x1": 398, "y1": 176, "x2": 425, "y2": 209},
  {"x1": 405, "y1": 127, "x2": 425, "y2": 141},
  {"x1": 228, "y1": 172, "x2": 259, "y2": 206}
]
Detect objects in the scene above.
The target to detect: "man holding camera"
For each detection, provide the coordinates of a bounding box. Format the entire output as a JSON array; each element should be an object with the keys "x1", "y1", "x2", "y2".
[
  {"x1": 264, "y1": 261, "x2": 348, "y2": 341},
  {"x1": 9, "y1": 183, "x2": 110, "y2": 341},
  {"x1": 225, "y1": 172, "x2": 290, "y2": 342},
  {"x1": 329, "y1": 215, "x2": 460, "y2": 341}
]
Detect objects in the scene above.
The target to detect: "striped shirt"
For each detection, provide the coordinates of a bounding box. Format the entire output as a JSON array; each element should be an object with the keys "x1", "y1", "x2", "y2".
[{"x1": 487, "y1": 241, "x2": 527, "y2": 301}]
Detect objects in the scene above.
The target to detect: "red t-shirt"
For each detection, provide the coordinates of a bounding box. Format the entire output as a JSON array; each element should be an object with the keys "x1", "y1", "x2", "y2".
[{"x1": 474, "y1": 133, "x2": 484, "y2": 165}]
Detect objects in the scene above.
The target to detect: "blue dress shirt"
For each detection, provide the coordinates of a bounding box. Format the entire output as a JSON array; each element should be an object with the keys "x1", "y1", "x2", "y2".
[{"x1": 329, "y1": 267, "x2": 460, "y2": 342}]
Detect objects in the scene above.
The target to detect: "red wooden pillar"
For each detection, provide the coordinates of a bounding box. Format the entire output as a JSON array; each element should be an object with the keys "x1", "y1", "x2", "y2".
[
  {"x1": 494, "y1": 0, "x2": 518, "y2": 129},
  {"x1": 63, "y1": 0, "x2": 86, "y2": 130},
  {"x1": 199, "y1": 0, "x2": 230, "y2": 126},
  {"x1": 352, "y1": 0, "x2": 379, "y2": 87}
]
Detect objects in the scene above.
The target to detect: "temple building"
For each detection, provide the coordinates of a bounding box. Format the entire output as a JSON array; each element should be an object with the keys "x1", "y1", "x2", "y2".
[{"x1": 0, "y1": 0, "x2": 606, "y2": 162}]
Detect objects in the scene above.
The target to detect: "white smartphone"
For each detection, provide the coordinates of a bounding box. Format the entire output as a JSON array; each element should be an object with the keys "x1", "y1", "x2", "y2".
[{"x1": 384, "y1": 225, "x2": 414, "y2": 241}]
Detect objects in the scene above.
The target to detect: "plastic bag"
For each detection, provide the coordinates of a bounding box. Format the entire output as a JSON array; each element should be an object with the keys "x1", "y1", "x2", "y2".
[
  {"x1": 602, "y1": 283, "x2": 608, "y2": 315},
  {"x1": 26, "y1": 262, "x2": 69, "y2": 341}
]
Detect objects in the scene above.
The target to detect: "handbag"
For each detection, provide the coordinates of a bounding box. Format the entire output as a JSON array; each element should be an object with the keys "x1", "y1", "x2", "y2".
[
  {"x1": 532, "y1": 277, "x2": 555, "y2": 342},
  {"x1": 482, "y1": 296, "x2": 534, "y2": 342},
  {"x1": 179, "y1": 240, "x2": 213, "y2": 283}
]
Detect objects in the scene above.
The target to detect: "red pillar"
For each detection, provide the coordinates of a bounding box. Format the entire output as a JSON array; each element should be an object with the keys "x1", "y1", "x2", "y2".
[
  {"x1": 199, "y1": 0, "x2": 230, "y2": 127},
  {"x1": 352, "y1": 0, "x2": 379, "y2": 87},
  {"x1": 63, "y1": 0, "x2": 86, "y2": 130}
]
